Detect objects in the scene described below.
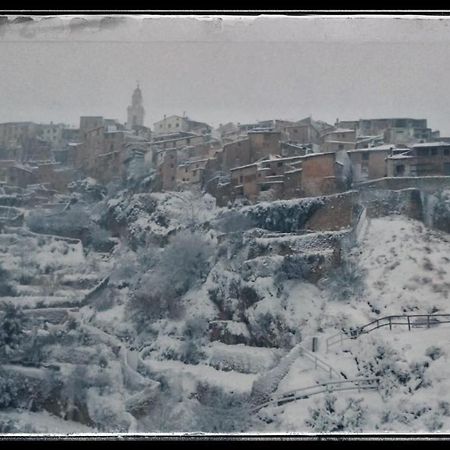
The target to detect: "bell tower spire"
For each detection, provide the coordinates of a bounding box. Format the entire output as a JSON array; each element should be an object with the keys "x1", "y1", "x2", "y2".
[{"x1": 127, "y1": 83, "x2": 145, "y2": 130}]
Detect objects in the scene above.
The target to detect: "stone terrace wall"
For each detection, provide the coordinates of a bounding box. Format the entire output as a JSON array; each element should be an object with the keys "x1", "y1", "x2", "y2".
[
  {"x1": 360, "y1": 188, "x2": 423, "y2": 221},
  {"x1": 243, "y1": 190, "x2": 358, "y2": 234},
  {"x1": 356, "y1": 176, "x2": 450, "y2": 193}
]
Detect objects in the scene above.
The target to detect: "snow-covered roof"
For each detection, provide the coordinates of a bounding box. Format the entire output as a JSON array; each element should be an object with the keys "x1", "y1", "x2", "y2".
[
  {"x1": 302, "y1": 152, "x2": 335, "y2": 158},
  {"x1": 323, "y1": 140, "x2": 356, "y2": 145},
  {"x1": 323, "y1": 128, "x2": 355, "y2": 135},
  {"x1": 412, "y1": 141, "x2": 450, "y2": 148},
  {"x1": 387, "y1": 152, "x2": 413, "y2": 160},
  {"x1": 348, "y1": 144, "x2": 396, "y2": 153},
  {"x1": 284, "y1": 168, "x2": 303, "y2": 174},
  {"x1": 258, "y1": 180, "x2": 284, "y2": 185}
]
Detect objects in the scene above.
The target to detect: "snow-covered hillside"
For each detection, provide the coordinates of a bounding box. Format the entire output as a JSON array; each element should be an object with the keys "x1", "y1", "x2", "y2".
[{"x1": 1, "y1": 185, "x2": 450, "y2": 434}]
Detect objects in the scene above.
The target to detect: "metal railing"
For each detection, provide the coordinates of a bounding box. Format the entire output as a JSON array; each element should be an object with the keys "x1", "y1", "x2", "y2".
[
  {"x1": 252, "y1": 377, "x2": 380, "y2": 412},
  {"x1": 298, "y1": 345, "x2": 344, "y2": 379},
  {"x1": 326, "y1": 313, "x2": 450, "y2": 352}
]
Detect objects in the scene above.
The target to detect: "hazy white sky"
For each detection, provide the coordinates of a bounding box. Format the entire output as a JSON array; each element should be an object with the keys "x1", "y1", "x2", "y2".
[{"x1": 2, "y1": 14, "x2": 450, "y2": 133}]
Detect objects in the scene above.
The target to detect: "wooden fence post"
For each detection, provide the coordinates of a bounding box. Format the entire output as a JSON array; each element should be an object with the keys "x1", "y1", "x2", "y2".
[
  {"x1": 427, "y1": 315, "x2": 430, "y2": 328},
  {"x1": 389, "y1": 317, "x2": 392, "y2": 330},
  {"x1": 407, "y1": 316, "x2": 411, "y2": 331}
]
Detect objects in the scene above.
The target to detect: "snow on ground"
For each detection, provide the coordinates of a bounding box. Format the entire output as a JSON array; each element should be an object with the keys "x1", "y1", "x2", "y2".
[
  {"x1": 321, "y1": 215, "x2": 450, "y2": 333},
  {"x1": 359, "y1": 215, "x2": 450, "y2": 315},
  {"x1": 0, "y1": 410, "x2": 97, "y2": 434},
  {"x1": 255, "y1": 215, "x2": 450, "y2": 432},
  {"x1": 204, "y1": 342, "x2": 282, "y2": 374},
  {"x1": 263, "y1": 322, "x2": 450, "y2": 432},
  {"x1": 142, "y1": 359, "x2": 257, "y2": 396}
]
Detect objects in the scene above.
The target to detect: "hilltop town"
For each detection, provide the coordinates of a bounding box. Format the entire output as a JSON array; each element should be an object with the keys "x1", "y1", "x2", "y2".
[
  {"x1": 1, "y1": 86, "x2": 450, "y2": 434},
  {"x1": 1, "y1": 85, "x2": 450, "y2": 207}
]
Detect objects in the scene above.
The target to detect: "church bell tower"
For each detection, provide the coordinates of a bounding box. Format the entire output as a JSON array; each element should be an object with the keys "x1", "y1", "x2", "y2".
[{"x1": 127, "y1": 83, "x2": 145, "y2": 129}]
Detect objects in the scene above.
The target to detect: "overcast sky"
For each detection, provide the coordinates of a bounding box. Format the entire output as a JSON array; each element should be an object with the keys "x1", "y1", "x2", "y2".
[{"x1": 2, "y1": 14, "x2": 450, "y2": 133}]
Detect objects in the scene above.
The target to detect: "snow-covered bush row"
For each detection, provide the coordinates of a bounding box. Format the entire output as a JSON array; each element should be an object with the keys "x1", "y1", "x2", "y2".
[
  {"x1": 430, "y1": 189, "x2": 450, "y2": 233},
  {"x1": 205, "y1": 342, "x2": 281, "y2": 374},
  {"x1": 243, "y1": 197, "x2": 325, "y2": 233},
  {"x1": 305, "y1": 393, "x2": 368, "y2": 432},
  {"x1": 26, "y1": 205, "x2": 113, "y2": 252}
]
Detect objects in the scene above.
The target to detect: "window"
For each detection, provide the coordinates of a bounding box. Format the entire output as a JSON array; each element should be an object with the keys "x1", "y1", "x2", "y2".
[
  {"x1": 277, "y1": 162, "x2": 283, "y2": 167},
  {"x1": 444, "y1": 148, "x2": 450, "y2": 156},
  {"x1": 239, "y1": 175, "x2": 243, "y2": 183},
  {"x1": 395, "y1": 164, "x2": 405, "y2": 176},
  {"x1": 362, "y1": 153, "x2": 369, "y2": 161},
  {"x1": 431, "y1": 148, "x2": 438, "y2": 156},
  {"x1": 193, "y1": 170, "x2": 197, "y2": 176},
  {"x1": 186, "y1": 138, "x2": 191, "y2": 144}
]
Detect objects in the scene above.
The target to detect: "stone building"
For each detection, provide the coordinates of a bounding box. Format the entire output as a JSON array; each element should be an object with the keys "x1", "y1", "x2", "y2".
[
  {"x1": 357, "y1": 118, "x2": 434, "y2": 145},
  {"x1": 386, "y1": 142, "x2": 450, "y2": 177},
  {"x1": 153, "y1": 114, "x2": 212, "y2": 136},
  {"x1": 157, "y1": 148, "x2": 178, "y2": 191},
  {"x1": 321, "y1": 128, "x2": 356, "y2": 153},
  {"x1": 218, "y1": 130, "x2": 282, "y2": 172},
  {"x1": 301, "y1": 152, "x2": 340, "y2": 197},
  {"x1": 177, "y1": 158, "x2": 209, "y2": 186},
  {"x1": 0, "y1": 122, "x2": 40, "y2": 154},
  {"x1": 347, "y1": 144, "x2": 396, "y2": 183}
]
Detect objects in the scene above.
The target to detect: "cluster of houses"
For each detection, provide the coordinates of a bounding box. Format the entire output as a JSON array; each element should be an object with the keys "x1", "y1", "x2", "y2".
[{"x1": 1, "y1": 85, "x2": 450, "y2": 205}]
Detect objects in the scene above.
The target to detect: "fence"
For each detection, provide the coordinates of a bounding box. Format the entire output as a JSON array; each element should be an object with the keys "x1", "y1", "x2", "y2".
[
  {"x1": 326, "y1": 313, "x2": 450, "y2": 352},
  {"x1": 252, "y1": 377, "x2": 380, "y2": 412}
]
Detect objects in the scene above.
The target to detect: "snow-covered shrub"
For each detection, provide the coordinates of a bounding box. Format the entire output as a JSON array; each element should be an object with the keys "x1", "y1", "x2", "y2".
[
  {"x1": 0, "y1": 417, "x2": 34, "y2": 433},
  {"x1": 246, "y1": 310, "x2": 295, "y2": 349},
  {"x1": 26, "y1": 205, "x2": 113, "y2": 251},
  {"x1": 305, "y1": 393, "x2": 368, "y2": 432},
  {"x1": 176, "y1": 317, "x2": 209, "y2": 365},
  {"x1": 207, "y1": 268, "x2": 242, "y2": 320},
  {"x1": 87, "y1": 223, "x2": 114, "y2": 252},
  {"x1": 87, "y1": 389, "x2": 131, "y2": 432},
  {"x1": 354, "y1": 337, "x2": 411, "y2": 399},
  {"x1": 425, "y1": 345, "x2": 444, "y2": 361},
  {"x1": 192, "y1": 382, "x2": 252, "y2": 432},
  {"x1": 0, "y1": 369, "x2": 19, "y2": 408},
  {"x1": 0, "y1": 263, "x2": 16, "y2": 297},
  {"x1": 0, "y1": 303, "x2": 27, "y2": 360},
  {"x1": 213, "y1": 210, "x2": 255, "y2": 233},
  {"x1": 26, "y1": 206, "x2": 90, "y2": 238},
  {"x1": 319, "y1": 258, "x2": 366, "y2": 302},
  {"x1": 431, "y1": 189, "x2": 450, "y2": 233},
  {"x1": 129, "y1": 231, "x2": 215, "y2": 327},
  {"x1": 159, "y1": 230, "x2": 215, "y2": 294},
  {"x1": 183, "y1": 317, "x2": 209, "y2": 341}
]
